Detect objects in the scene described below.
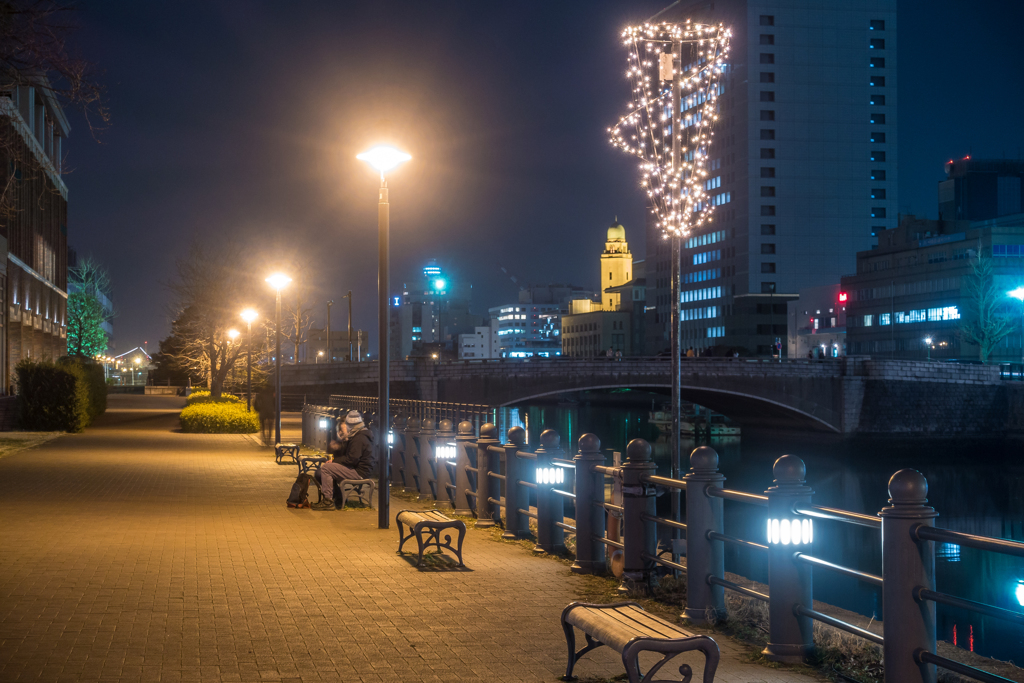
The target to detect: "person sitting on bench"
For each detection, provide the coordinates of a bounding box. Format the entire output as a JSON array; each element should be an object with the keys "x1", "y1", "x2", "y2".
[{"x1": 311, "y1": 410, "x2": 375, "y2": 511}]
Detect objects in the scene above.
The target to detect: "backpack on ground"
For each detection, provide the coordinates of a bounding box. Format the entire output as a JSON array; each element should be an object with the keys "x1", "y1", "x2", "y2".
[{"x1": 287, "y1": 473, "x2": 311, "y2": 508}]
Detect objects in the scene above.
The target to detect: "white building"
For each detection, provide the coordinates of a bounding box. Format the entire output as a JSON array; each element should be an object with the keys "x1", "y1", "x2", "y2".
[{"x1": 458, "y1": 323, "x2": 500, "y2": 359}]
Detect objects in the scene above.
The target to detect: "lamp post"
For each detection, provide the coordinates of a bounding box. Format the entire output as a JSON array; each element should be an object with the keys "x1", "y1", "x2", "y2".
[
  {"x1": 923, "y1": 336, "x2": 932, "y2": 362},
  {"x1": 241, "y1": 308, "x2": 258, "y2": 411},
  {"x1": 1008, "y1": 288, "x2": 1024, "y2": 367},
  {"x1": 227, "y1": 329, "x2": 240, "y2": 391},
  {"x1": 342, "y1": 290, "x2": 353, "y2": 361},
  {"x1": 357, "y1": 144, "x2": 411, "y2": 529},
  {"x1": 326, "y1": 300, "x2": 333, "y2": 362},
  {"x1": 266, "y1": 273, "x2": 292, "y2": 444}
]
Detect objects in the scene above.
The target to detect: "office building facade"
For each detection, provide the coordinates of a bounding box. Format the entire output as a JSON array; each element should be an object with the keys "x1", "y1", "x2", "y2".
[
  {"x1": 646, "y1": 0, "x2": 897, "y2": 355},
  {"x1": 1, "y1": 83, "x2": 70, "y2": 389},
  {"x1": 390, "y1": 260, "x2": 482, "y2": 360}
]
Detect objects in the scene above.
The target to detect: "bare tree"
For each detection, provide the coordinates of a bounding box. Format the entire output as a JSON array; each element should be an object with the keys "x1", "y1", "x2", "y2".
[
  {"x1": 958, "y1": 250, "x2": 1015, "y2": 362},
  {"x1": 285, "y1": 275, "x2": 313, "y2": 363},
  {"x1": 165, "y1": 243, "x2": 253, "y2": 398}
]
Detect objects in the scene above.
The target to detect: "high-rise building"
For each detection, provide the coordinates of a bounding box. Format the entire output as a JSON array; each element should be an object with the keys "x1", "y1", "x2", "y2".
[
  {"x1": 390, "y1": 260, "x2": 482, "y2": 360},
  {"x1": 645, "y1": 0, "x2": 897, "y2": 356},
  {"x1": 1, "y1": 82, "x2": 70, "y2": 388},
  {"x1": 939, "y1": 158, "x2": 1024, "y2": 222}
]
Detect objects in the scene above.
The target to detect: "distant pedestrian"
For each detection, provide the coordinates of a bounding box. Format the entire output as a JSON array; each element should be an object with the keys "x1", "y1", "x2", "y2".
[
  {"x1": 254, "y1": 387, "x2": 275, "y2": 445},
  {"x1": 686, "y1": 347, "x2": 694, "y2": 358},
  {"x1": 606, "y1": 346, "x2": 615, "y2": 358},
  {"x1": 614, "y1": 349, "x2": 623, "y2": 360}
]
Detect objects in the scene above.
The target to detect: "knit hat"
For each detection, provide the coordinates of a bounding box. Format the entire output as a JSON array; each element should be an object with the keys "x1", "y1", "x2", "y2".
[{"x1": 344, "y1": 410, "x2": 364, "y2": 427}]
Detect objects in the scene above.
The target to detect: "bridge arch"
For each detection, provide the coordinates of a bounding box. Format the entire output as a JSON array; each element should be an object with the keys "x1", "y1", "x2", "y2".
[{"x1": 494, "y1": 382, "x2": 841, "y2": 433}]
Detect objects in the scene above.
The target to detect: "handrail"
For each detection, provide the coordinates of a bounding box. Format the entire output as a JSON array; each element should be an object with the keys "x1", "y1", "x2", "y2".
[
  {"x1": 642, "y1": 551, "x2": 686, "y2": 573},
  {"x1": 915, "y1": 587, "x2": 1024, "y2": 626},
  {"x1": 487, "y1": 471, "x2": 506, "y2": 481},
  {"x1": 793, "y1": 503, "x2": 881, "y2": 529},
  {"x1": 518, "y1": 508, "x2": 538, "y2": 520},
  {"x1": 642, "y1": 513, "x2": 687, "y2": 534},
  {"x1": 488, "y1": 497, "x2": 504, "y2": 508},
  {"x1": 707, "y1": 531, "x2": 768, "y2": 553},
  {"x1": 794, "y1": 605, "x2": 883, "y2": 646},
  {"x1": 516, "y1": 451, "x2": 537, "y2": 460},
  {"x1": 708, "y1": 575, "x2": 768, "y2": 602},
  {"x1": 555, "y1": 521, "x2": 576, "y2": 533},
  {"x1": 594, "y1": 465, "x2": 621, "y2": 477},
  {"x1": 551, "y1": 488, "x2": 576, "y2": 500},
  {"x1": 794, "y1": 553, "x2": 882, "y2": 587},
  {"x1": 552, "y1": 458, "x2": 576, "y2": 467},
  {"x1": 916, "y1": 650, "x2": 1017, "y2": 683},
  {"x1": 706, "y1": 486, "x2": 768, "y2": 506},
  {"x1": 914, "y1": 525, "x2": 1024, "y2": 558},
  {"x1": 597, "y1": 535, "x2": 625, "y2": 550},
  {"x1": 641, "y1": 474, "x2": 687, "y2": 491},
  {"x1": 518, "y1": 480, "x2": 538, "y2": 489},
  {"x1": 595, "y1": 501, "x2": 623, "y2": 513}
]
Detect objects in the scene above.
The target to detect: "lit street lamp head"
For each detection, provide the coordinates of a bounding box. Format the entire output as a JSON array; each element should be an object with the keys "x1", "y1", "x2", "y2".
[
  {"x1": 357, "y1": 145, "x2": 411, "y2": 179},
  {"x1": 240, "y1": 308, "x2": 258, "y2": 324},
  {"x1": 265, "y1": 273, "x2": 292, "y2": 291},
  {"x1": 228, "y1": 329, "x2": 240, "y2": 340}
]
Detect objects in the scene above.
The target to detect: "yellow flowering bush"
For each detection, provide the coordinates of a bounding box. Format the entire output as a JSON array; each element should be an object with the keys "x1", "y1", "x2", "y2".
[{"x1": 180, "y1": 401, "x2": 259, "y2": 433}]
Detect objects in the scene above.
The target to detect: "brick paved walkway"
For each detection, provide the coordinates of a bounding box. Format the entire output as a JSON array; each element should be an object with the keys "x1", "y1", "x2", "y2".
[{"x1": 0, "y1": 395, "x2": 822, "y2": 682}]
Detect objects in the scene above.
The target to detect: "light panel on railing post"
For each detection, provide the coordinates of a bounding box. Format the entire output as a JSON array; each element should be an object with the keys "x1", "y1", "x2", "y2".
[
  {"x1": 387, "y1": 430, "x2": 394, "y2": 446},
  {"x1": 536, "y1": 466, "x2": 565, "y2": 485},
  {"x1": 767, "y1": 518, "x2": 812, "y2": 546},
  {"x1": 435, "y1": 443, "x2": 456, "y2": 460},
  {"x1": 318, "y1": 418, "x2": 328, "y2": 430}
]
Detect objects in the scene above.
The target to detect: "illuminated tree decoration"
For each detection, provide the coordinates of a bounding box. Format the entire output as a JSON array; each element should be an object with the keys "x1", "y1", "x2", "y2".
[{"x1": 608, "y1": 21, "x2": 731, "y2": 238}]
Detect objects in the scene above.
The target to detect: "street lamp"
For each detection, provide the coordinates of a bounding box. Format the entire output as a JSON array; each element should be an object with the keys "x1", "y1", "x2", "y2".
[
  {"x1": 266, "y1": 273, "x2": 292, "y2": 444},
  {"x1": 358, "y1": 143, "x2": 411, "y2": 529},
  {"x1": 240, "y1": 308, "x2": 258, "y2": 411},
  {"x1": 133, "y1": 357, "x2": 142, "y2": 386},
  {"x1": 923, "y1": 336, "x2": 933, "y2": 362},
  {"x1": 1008, "y1": 288, "x2": 1024, "y2": 366},
  {"x1": 342, "y1": 291, "x2": 354, "y2": 361},
  {"x1": 326, "y1": 300, "x2": 333, "y2": 362},
  {"x1": 317, "y1": 350, "x2": 324, "y2": 363}
]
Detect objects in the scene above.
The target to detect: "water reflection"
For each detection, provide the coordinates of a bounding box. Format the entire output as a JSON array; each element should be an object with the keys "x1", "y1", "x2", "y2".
[{"x1": 516, "y1": 393, "x2": 1024, "y2": 661}]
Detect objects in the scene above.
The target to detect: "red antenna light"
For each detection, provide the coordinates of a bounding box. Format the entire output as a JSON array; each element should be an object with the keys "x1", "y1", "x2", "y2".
[{"x1": 838, "y1": 292, "x2": 848, "y2": 303}]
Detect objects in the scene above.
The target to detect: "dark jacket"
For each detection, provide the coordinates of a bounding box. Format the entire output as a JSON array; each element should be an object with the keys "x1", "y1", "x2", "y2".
[{"x1": 331, "y1": 427, "x2": 375, "y2": 478}]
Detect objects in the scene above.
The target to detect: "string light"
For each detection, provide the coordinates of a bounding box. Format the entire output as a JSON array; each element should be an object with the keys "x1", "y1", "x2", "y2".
[{"x1": 608, "y1": 21, "x2": 731, "y2": 238}]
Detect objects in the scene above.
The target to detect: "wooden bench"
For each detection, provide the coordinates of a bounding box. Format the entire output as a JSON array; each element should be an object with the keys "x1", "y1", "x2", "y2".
[
  {"x1": 560, "y1": 601, "x2": 719, "y2": 683},
  {"x1": 340, "y1": 479, "x2": 375, "y2": 508},
  {"x1": 395, "y1": 509, "x2": 466, "y2": 567}
]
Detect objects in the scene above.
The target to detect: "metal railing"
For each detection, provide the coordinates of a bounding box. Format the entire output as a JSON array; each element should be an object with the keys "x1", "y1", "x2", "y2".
[{"x1": 301, "y1": 397, "x2": 1023, "y2": 683}]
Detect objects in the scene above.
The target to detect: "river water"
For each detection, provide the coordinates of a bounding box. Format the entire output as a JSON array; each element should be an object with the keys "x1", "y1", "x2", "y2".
[{"x1": 508, "y1": 391, "x2": 1024, "y2": 662}]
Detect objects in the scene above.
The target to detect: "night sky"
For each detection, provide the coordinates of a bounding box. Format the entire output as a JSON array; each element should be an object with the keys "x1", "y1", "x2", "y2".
[{"x1": 65, "y1": 1, "x2": 1024, "y2": 353}]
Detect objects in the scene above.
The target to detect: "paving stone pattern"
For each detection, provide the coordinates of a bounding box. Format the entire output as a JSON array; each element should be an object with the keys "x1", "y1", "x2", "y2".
[{"x1": 0, "y1": 396, "x2": 821, "y2": 682}]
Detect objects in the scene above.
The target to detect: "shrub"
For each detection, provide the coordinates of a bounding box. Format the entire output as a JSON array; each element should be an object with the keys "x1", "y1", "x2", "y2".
[
  {"x1": 180, "y1": 401, "x2": 259, "y2": 433},
  {"x1": 185, "y1": 390, "x2": 242, "y2": 406},
  {"x1": 16, "y1": 357, "x2": 107, "y2": 432}
]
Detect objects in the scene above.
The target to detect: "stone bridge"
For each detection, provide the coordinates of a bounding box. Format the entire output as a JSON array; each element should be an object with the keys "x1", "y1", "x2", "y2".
[{"x1": 280, "y1": 357, "x2": 1021, "y2": 435}]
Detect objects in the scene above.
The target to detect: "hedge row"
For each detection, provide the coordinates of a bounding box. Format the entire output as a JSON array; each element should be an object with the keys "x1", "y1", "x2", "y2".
[
  {"x1": 185, "y1": 390, "x2": 242, "y2": 406},
  {"x1": 180, "y1": 401, "x2": 259, "y2": 433},
  {"x1": 16, "y1": 357, "x2": 107, "y2": 432}
]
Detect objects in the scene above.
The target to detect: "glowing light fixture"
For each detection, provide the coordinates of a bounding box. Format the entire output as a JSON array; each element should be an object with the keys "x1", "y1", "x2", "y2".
[
  {"x1": 767, "y1": 518, "x2": 812, "y2": 545},
  {"x1": 266, "y1": 273, "x2": 291, "y2": 291},
  {"x1": 356, "y1": 146, "x2": 411, "y2": 175},
  {"x1": 387, "y1": 430, "x2": 395, "y2": 446},
  {"x1": 537, "y1": 466, "x2": 566, "y2": 485},
  {"x1": 240, "y1": 308, "x2": 258, "y2": 324},
  {"x1": 435, "y1": 443, "x2": 457, "y2": 460},
  {"x1": 228, "y1": 329, "x2": 240, "y2": 340},
  {"x1": 433, "y1": 278, "x2": 446, "y2": 291},
  {"x1": 318, "y1": 418, "x2": 328, "y2": 430},
  {"x1": 1016, "y1": 580, "x2": 1024, "y2": 607}
]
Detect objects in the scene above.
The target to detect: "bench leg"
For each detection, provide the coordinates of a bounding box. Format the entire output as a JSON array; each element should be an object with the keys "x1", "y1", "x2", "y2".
[
  {"x1": 413, "y1": 524, "x2": 428, "y2": 566},
  {"x1": 454, "y1": 523, "x2": 466, "y2": 567},
  {"x1": 560, "y1": 618, "x2": 577, "y2": 681},
  {"x1": 396, "y1": 518, "x2": 408, "y2": 553}
]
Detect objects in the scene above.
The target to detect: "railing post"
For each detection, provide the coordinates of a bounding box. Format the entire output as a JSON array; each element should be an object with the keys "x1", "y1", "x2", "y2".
[
  {"x1": 572, "y1": 433, "x2": 607, "y2": 574},
  {"x1": 880, "y1": 469, "x2": 938, "y2": 683},
  {"x1": 434, "y1": 419, "x2": 456, "y2": 510},
  {"x1": 502, "y1": 426, "x2": 528, "y2": 539},
  {"x1": 683, "y1": 446, "x2": 727, "y2": 622},
  {"x1": 533, "y1": 429, "x2": 565, "y2": 554},
  {"x1": 403, "y1": 417, "x2": 420, "y2": 493},
  {"x1": 764, "y1": 455, "x2": 814, "y2": 663},
  {"x1": 417, "y1": 418, "x2": 435, "y2": 501},
  {"x1": 474, "y1": 423, "x2": 500, "y2": 528},
  {"x1": 453, "y1": 420, "x2": 476, "y2": 515},
  {"x1": 618, "y1": 438, "x2": 656, "y2": 593}
]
